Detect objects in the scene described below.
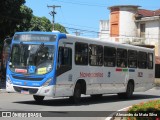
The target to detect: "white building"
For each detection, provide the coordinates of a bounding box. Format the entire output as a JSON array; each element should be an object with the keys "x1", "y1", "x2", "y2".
[
  {"x1": 136, "y1": 9, "x2": 160, "y2": 56},
  {"x1": 99, "y1": 5, "x2": 160, "y2": 56},
  {"x1": 98, "y1": 20, "x2": 110, "y2": 40}
]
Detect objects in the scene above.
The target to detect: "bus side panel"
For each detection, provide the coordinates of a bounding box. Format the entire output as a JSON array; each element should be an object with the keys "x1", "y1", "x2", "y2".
[
  {"x1": 134, "y1": 70, "x2": 154, "y2": 92},
  {"x1": 78, "y1": 66, "x2": 104, "y2": 95},
  {"x1": 102, "y1": 67, "x2": 120, "y2": 93}
]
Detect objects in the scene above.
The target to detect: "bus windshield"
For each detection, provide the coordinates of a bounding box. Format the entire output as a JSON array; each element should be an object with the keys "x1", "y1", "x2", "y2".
[{"x1": 9, "y1": 44, "x2": 55, "y2": 75}]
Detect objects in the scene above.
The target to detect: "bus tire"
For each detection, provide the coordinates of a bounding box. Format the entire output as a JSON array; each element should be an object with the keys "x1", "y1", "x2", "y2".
[
  {"x1": 33, "y1": 95, "x2": 44, "y2": 103},
  {"x1": 118, "y1": 82, "x2": 134, "y2": 99},
  {"x1": 70, "y1": 83, "x2": 81, "y2": 104}
]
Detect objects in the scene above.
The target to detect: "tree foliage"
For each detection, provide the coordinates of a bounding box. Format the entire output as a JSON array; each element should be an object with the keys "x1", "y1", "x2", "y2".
[
  {"x1": 30, "y1": 16, "x2": 52, "y2": 31},
  {"x1": 16, "y1": 5, "x2": 33, "y2": 32},
  {"x1": 0, "y1": 0, "x2": 26, "y2": 41},
  {"x1": 0, "y1": 0, "x2": 68, "y2": 43},
  {"x1": 54, "y1": 23, "x2": 68, "y2": 33},
  {"x1": 30, "y1": 16, "x2": 68, "y2": 33}
]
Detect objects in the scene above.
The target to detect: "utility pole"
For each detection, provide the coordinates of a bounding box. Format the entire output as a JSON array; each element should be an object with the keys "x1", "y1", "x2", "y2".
[
  {"x1": 47, "y1": 5, "x2": 61, "y2": 31},
  {"x1": 73, "y1": 30, "x2": 82, "y2": 36}
]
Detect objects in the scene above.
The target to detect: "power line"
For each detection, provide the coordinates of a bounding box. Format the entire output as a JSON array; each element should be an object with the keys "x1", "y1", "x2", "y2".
[
  {"x1": 59, "y1": 22, "x2": 99, "y2": 30},
  {"x1": 65, "y1": 26, "x2": 160, "y2": 39},
  {"x1": 65, "y1": 26, "x2": 100, "y2": 33},
  {"x1": 51, "y1": 0, "x2": 106, "y2": 7},
  {"x1": 73, "y1": 30, "x2": 83, "y2": 36}
]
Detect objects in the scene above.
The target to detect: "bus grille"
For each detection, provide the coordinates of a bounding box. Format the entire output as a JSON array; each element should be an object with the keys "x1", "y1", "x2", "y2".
[
  {"x1": 12, "y1": 75, "x2": 43, "y2": 81},
  {"x1": 13, "y1": 86, "x2": 38, "y2": 94}
]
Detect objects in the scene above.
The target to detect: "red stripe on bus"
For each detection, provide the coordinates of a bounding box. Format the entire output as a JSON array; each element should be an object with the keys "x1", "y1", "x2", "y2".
[{"x1": 116, "y1": 68, "x2": 122, "y2": 72}]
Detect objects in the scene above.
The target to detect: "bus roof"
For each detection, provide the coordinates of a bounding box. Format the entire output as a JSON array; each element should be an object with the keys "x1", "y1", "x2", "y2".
[
  {"x1": 14, "y1": 31, "x2": 154, "y2": 52},
  {"x1": 66, "y1": 34, "x2": 154, "y2": 52}
]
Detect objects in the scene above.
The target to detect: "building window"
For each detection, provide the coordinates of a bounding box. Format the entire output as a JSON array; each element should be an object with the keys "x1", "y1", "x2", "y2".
[
  {"x1": 89, "y1": 44, "x2": 103, "y2": 66},
  {"x1": 140, "y1": 23, "x2": 145, "y2": 38},
  {"x1": 104, "y1": 46, "x2": 116, "y2": 67},
  {"x1": 75, "y1": 42, "x2": 88, "y2": 65},
  {"x1": 128, "y1": 50, "x2": 137, "y2": 68},
  {"x1": 117, "y1": 48, "x2": 127, "y2": 68}
]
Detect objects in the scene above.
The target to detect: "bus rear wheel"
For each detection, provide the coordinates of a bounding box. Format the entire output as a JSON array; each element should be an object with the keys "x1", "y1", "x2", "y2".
[
  {"x1": 70, "y1": 83, "x2": 81, "y2": 104},
  {"x1": 118, "y1": 82, "x2": 134, "y2": 99},
  {"x1": 33, "y1": 95, "x2": 45, "y2": 103}
]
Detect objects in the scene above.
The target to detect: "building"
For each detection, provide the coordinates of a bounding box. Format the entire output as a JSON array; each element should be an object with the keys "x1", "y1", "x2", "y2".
[
  {"x1": 99, "y1": 5, "x2": 160, "y2": 54},
  {"x1": 136, "y1": 9, "x2": 160, "y2": 56},
  {"x1": 99, "y1": 5, "x2": 160, "y2": 77},
  {"x1": 98, "y1": 20, "x2": 110, "y2": 40}
]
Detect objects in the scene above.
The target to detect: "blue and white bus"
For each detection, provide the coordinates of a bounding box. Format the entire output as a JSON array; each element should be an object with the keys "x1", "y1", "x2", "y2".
[{"x1": 6, "y1": 31, "x2": 155, "y2": 103}]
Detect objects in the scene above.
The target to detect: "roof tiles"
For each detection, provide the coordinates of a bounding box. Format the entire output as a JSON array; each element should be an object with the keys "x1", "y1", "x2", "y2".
[{"x1": 138, "y1": 9, "x2": 160, "y2": 17}]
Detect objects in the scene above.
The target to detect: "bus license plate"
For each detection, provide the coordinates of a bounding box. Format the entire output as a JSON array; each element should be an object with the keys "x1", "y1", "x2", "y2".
[{"x1": 21, "y1": 90, "x2": 29, "y2": 94}]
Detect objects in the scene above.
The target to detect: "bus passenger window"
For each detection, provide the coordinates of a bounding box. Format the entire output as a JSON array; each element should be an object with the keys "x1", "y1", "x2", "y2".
[
  {"x1": 89, "y1": 44, "x2": 103, "y2": 66},
  {"x1": 104, "y1": 46, "x2": 116, "y2": 67},
  {"x1": 138, "y1": 52, "x2": 147, "y2": 69},
  {"x1": 128, "y1": 50, "x2": 137, "y2": 68},
  {"x1": 148, "y1": 53, "x2": 153, "y2": 69},
  {"x1": 75, "y1": 42, "x2": 88, "y2": 65},
  {"x1": 117, "y1": 48, "x2": 127, "y2": 68}
]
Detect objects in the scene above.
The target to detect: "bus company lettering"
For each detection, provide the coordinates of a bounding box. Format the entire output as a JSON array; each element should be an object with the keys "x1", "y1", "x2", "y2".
[{"x1": 80, "y1": 72, "x2": 103, "y2": 78}]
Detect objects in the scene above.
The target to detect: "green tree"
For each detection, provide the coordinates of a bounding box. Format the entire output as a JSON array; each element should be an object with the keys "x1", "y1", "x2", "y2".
[
  {"x1": 0, "y1": 0, "x2": 68, "y2": 42},
  {"x1": 0, "y1": 0, "x2": 26, "y2": 41},
  {"x1": 30, "y1": 16, "x2": 68, "y2": 33},
  {"x1": 30, "y1": 16, "x2": 52, "y2": 31},
  {"x1": 54, "y1": 23, "x2": 68, "y2": 33},
  {"x1": 16, "y1": 5, "x2": 33, "y2": 32}
]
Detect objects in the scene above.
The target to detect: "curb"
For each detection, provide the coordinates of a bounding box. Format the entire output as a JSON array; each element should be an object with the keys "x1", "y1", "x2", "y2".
[
  {"x1": 0, "y1": 88, "x2": 7, "y2": 93},
  {"x1": 105, "y1": 106, "x2": 132, "y2": 120}
]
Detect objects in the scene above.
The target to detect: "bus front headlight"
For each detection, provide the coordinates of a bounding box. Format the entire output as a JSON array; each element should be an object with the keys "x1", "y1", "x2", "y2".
[{"x1": 43, "y1": 78, "x2": 52, "y2": 87}]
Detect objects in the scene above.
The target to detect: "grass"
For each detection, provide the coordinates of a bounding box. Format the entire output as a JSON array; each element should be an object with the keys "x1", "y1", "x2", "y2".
[{"x1": 127, "y1": 100, "x2": 160, "y2": 120}]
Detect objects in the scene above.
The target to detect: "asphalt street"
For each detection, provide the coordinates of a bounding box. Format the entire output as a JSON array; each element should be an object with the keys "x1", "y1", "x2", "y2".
[{"x1": 0, "y1": 87, "x2": 160, "y2": 120}]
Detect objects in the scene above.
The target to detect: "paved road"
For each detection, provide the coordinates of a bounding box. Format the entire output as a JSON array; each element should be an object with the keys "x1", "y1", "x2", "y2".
[{"x1": 0, "y1": 87, "x2": 160, "y2": 120}]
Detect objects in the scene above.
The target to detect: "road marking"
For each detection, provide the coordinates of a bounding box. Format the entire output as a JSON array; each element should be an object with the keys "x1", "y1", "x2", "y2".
[{"x1": 105, "y1": 106, "x2": 132, "y2": 120}]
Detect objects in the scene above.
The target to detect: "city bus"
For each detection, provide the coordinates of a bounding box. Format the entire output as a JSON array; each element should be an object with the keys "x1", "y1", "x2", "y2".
[{"x1": 6, "y1": 31, "x2": 155, "y2": 103}]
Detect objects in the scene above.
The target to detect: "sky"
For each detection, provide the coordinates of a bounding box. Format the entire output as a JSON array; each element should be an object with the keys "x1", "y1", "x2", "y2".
[{"x1": 25, "y1": 0, "x2": 160, "y2": 37}]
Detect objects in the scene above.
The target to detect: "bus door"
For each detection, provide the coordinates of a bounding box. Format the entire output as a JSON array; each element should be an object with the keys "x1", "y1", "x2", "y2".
[{"x1": 55, "y1": 40, "x2": 73, "y2": 97}]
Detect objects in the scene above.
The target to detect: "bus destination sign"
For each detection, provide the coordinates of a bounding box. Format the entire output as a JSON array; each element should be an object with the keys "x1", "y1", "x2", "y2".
[{"x1": 14, "y1": 34, "x2": 56, "y2": 42}]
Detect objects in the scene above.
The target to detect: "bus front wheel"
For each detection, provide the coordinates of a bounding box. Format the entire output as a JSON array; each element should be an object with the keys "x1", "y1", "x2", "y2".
[
  {"x1": 70, "y1": 83, "x2": 81, "y2": 104},
  {"x1": 33, "y1": 95, "x2": 45, "y2": 103}
]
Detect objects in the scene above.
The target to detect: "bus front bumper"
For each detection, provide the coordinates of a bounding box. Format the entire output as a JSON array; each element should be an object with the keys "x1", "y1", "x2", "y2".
[{"x1": 6, "y1": 81, "x2": 56, "y2": 97}]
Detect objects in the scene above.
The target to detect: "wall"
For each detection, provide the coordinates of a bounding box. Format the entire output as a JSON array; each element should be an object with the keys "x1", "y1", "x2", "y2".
[
  {"x1": 119, "y1": 7, "x2": 137, "y2": 37},
  {"x1": 110, "y1": 7, "x2": 119, "y2": 37},
  {"x1": 137, "y1": 19, "x2": 160, "y2": 56},
  {"x1": 99, "y1": 20, "x2": 110, "y2": 40}
]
